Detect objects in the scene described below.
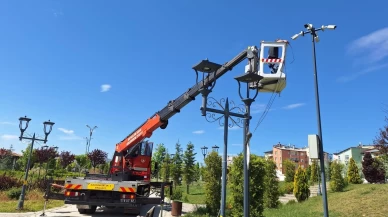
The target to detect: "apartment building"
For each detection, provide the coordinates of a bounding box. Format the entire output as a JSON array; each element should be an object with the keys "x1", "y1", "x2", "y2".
[{"x1": 272, "y1": 143, "x2": 309, "y2": 174}]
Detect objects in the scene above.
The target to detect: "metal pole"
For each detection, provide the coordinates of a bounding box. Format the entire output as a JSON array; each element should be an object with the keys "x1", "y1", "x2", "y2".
[
  {"x1": 17, "y1": 133, "x2": 35, "y2": 210},
  {"x1": 311, "y1": 30, "x2": 329, "y2": 217},
  {"x1": 220, "y1": 99, "x2": 229, "y2": 217},
  {"x1": 243, "y1": 100, "x2": 252, "y2": 217}
]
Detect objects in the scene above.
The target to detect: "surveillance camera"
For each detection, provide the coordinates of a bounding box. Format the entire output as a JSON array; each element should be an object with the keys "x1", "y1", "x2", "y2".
[
  {"x1": 322, "y1": 25, "x2": 336, "y2": 30},
  {"x1": 304, "y1": 23, "x2": 313, "y2": 30},
  {"x1": 291, "y1": 34, "x2": 299, "y2": 40},
  {"x1": 314, "y1": 35, "x2": 320, "y2": 42}
]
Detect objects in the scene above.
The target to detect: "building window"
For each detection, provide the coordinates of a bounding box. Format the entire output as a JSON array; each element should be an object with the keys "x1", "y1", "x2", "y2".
[
  {"x1": 300, "y1": 152, "x2": 304, "y2": 156},
  {"x1": 345, "y1": 155, "x2": 349, "y2": 160},
  {"x1": 301, "y1": 159, "x2": 304, "y2": 163}
]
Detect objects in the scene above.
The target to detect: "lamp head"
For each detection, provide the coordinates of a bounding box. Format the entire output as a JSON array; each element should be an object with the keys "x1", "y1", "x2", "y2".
[{"x1": 192, "y1": 59, "x2": 222, "y2": 73}]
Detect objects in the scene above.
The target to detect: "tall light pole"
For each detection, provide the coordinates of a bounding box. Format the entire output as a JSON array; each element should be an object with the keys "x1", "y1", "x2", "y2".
[
  {"x1": 85, "y1": 125, "x2": 97, "y2": 154},
  {"x1": 291, "y1": 23, "x2": 337, "y2": 217},
  {"x1": 16, "y1": 116, "x2": 55, "y2": 210}
]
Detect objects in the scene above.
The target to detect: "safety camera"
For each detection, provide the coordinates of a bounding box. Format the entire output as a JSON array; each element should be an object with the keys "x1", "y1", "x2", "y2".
[
  {"x1": 304, "y1": 23, "x2": 313, "y2": 30},
  {"x1": 321, "y1": 25, "x2": 337, "y2": 30}
]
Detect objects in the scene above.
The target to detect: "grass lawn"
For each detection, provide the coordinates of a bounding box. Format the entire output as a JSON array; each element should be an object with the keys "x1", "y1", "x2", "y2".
[
  {"x1": 0, "y1": 189, "x2": 64, "y2": 213},
  {"x1": 264, "y1": 183, "x2": 388, "y2": 217},
  {"x1": 171, "y1": 182, "x2": 206, "y2": 204}
]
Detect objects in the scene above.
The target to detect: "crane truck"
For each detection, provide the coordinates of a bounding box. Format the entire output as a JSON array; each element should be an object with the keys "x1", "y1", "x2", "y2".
[{"x1": 43, "y1": 40, "x2": 289, "y2": 215}]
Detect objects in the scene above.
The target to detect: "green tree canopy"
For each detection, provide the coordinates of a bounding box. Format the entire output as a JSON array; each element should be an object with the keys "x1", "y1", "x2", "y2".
[{"x1": 183, "y1": 141, "x2": 196, "y2": 194}]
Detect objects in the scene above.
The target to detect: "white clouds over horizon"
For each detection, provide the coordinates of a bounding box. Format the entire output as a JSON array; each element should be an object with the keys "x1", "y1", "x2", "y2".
[
  {"x1": 192, "y1": 130, "x2": 205, "y2": 134},
  {"x1": 282, "y1": 103, "x2": 305, "y2": 110}
]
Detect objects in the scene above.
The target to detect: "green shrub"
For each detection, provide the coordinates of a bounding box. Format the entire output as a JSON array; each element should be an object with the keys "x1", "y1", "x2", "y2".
[
  {"x1": 330, "y1": 161, "x2": 345, "y2": 192},
  {"x1": 310, "y1": 160, "x2": 319, "y2": 184},
  {"x1": 293, "y1": 165, "x2": 310, "y2": 202},
  {"x1": 7, "y1": 187, "x2": 22, "y2": 200},
  {"x1": 283, "y1": 182, "x2": 294, "y2": 194},
  {"x1": 264, "y1": 159, "x2": 280, "y2": 208},
  {"x1": 347, "y1": 158, "x2": 363, "y2": 184},
  {"x1": 171, "y1": 187, "x2": 183, "y2": 201},
  {"x1": 284, "y1": 160, "x2": 296, "y2": 183},
  {"x1": 229, "y1": 153, "x2": 266, "y2": 217},
  {"x1": 203, "y1": 151, "x2": 221, "y2": 216}
]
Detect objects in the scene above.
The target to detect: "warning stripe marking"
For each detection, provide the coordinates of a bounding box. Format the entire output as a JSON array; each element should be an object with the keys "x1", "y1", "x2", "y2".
[
  {"x1": 261, "y1": 58, "x2": 283, "y2": 63},
  {"x1": 65, "y1": 184, "x2": 82, "y2": 189},
  {"x1": 119, "y1": 187, "x2": 136, "y2": 192}
]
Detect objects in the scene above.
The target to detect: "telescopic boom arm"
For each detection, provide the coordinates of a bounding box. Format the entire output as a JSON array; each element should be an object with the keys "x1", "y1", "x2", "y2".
[{"x1": 115, "y1": 48, "x2": 253, "y2": 153}]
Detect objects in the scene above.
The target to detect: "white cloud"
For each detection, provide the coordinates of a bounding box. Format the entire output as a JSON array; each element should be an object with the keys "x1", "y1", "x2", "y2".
[
  {"x1": 192, "y1": 130, "x2": 205, "y2": 134},
  {"x1": 1, "y1": 134, "x2": 18, "y2": 140},
  {"x1": 336, "y1": 63, "x2": 388, "y2": 82},
  {"x1": 283, "y1": 103, "x2": 305, "y2": 110},
  {"x1": 341, "y1": 27, "x2": 388, "y2": 81},
  {"x1": 0, "y1": 121, "x2": 17, "y2": 125},
  {"x1": 58, "y1": 128, "x2": 74, "y2": 134},
  {"x1": 100, "y1": 84, "x2": 111, "y2": 92},
  {"x1": 347, "y1": 27, "x2": 388, "y2": 64}
]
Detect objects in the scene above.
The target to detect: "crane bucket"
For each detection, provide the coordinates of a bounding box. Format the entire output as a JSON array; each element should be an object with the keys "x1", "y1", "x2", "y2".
[{"x1": 248, "y1": 40, "x2": 288, "y2": 93}]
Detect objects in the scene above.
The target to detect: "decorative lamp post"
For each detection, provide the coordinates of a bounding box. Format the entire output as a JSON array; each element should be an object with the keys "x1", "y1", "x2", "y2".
[
  {"x1": 212, "y1": 145, "x2": 219, "y2": 153},
  {"x1": 291, "y1": 23, "x2": 337, "y2": 217},
  {"x1": 201, "y1": 146, "x2": 208, "y2": 159},
  {"x1": 85, "y1": 125, "x2": 97, "y2": 154},
  {"x1": 17, "y1": 116, "x2": 55, "y2": 210},
  {"x1": 234, "y1": 71, "x2": 262, "y2": 217}
]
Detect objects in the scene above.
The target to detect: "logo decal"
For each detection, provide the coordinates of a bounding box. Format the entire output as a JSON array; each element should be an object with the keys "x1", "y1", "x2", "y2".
[{"x1": 141, "y1": 158, "x2": 145, "y2": 163}]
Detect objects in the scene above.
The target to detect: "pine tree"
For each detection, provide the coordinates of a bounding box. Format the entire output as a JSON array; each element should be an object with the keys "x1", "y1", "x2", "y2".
[
  {"x1": 310, "y1": 160, "x2": 319, "y2": 184},
  {"x1": 171, "y1": 141, "x2": 183, "y2": 188},
  {"x1": 347, "y1": 158, "x2": 362, "y2": 184},
  {"x1": 264, "y1": 159, "x2": 280, "y2": 208},
  {"x1": 161, "y1": 153, "x2": 171, "y2": 182},
  {"x1": 330, "y1": 161, "x2": 345, "y2": 192},
  {"x1": 293, "y1": 165, "x2": 310, "y2": 202},
  {"x1": 183, "y1": 142, "x2": 196, "y2": 194}
]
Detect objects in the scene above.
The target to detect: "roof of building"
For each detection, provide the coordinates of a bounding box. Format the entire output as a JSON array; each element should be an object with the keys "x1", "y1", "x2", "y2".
[
  {"x1": 264, "y1": 150, "x2": 273, "y2": 154},
  {"x1": 333, "y1": 145, "x2": 375, "y2": 155}
]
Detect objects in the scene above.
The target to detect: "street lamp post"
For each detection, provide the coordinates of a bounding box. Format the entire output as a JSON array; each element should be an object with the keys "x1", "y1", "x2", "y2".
[
  {"x1": 200, "y1": 146, "x2": 208, "y2": 159},
  {"x1": 291, "y1": 23, "x2": 337, "y2": 217},
  {"x1": 86, "y1": 125, "x2": 97, "y2": 154},
  {"x1": 212, "y1": 145, "x2": 219, "y2": 153},
  {"x1": 16, "y1": 116, "x2": 55, "y2": 210},
  {"x1": 234, "y1": 72, "x2": 262, "y2": 217}
]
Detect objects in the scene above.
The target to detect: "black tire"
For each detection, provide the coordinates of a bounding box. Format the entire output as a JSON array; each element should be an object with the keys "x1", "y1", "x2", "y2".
[
  {"x1": 87, "y1": 206, "x2": 97, "y2": 214},
  {"x1": 78, "y1": 209, "x2": 86, "y2": 214}
]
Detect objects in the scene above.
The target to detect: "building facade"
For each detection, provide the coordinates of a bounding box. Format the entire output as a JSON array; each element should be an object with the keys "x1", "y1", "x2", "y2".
[
  {"x1": 272, "y1": 143, "x2": 309, "y2": 174},
  {"x1": 332, "y1": 143, "x2": 376, "y2": 166}
]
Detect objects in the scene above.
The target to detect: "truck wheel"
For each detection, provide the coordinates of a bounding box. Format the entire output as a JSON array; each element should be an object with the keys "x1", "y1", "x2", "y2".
[
  {"x1": 86, "y1": 206, "x2": 97, "y2": 214},
  {"x1": 78, "y1": 209, "x2": 86, "y2": 214}
]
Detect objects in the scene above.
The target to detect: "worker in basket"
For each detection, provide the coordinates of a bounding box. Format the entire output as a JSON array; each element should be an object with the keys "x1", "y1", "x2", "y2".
[{"x1": 267, "y1": 39, "x2": 287, "y2": 74}]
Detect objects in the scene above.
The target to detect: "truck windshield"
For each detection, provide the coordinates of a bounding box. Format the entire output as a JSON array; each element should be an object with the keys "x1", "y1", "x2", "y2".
[{"x1": 140, "y1": 142, "x2": 153, "y2": 156}]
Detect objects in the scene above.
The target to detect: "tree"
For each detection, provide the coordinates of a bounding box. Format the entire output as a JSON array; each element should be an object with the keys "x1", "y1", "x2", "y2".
[
  {"x1": 151, "y1": 143, "x2": 166, "y2": 180},
  {"x1": 347, "y1": 158, "x2": 362, "y2": 184},
  {"x1": 374, "y1": 117, "x2": 388, "y2": 155},
  {"x1": 194, "y1": 162, "x2": 201, "y2": 182},
  {"x1": 284, "y1": 159, "x2": 296, "y2": 183},
  {"x1": 293, "y1": 165, "x2": 310, "y2": 202},
  {"x1": 0, "y1": 148, "x2": 13, "y2": 170},
  {"x1": 75, "y1": 154, "x2": 91, "y2": 175},
  {"x1": 310, "y1": 160, "x2": 319, "y2": 184},
  {"x1": 264, "y1": 159, "x2": 280, "y2": 208},
  {"x1": 60, "y1": 151, "x2": 75, "y2": 169},
  {"x1": 362, "y1": 152, "x2": 386, "y2": 183},
  {"x1": 330, "y1": 161, "x2": 345, "y2": 192},
  {"x1": 87, "y1": 149, "x2": 108, "y2": 172},
  {"x1": 183, "y1": 141, "x2": 196, "y2": 194},
  {"x1": 171, "y1": 141, "x2": 183, "y2": 188},
  {"x1": 229, "y1": 153, "x2": 266, "y2": 217},
  {"x1": 17, "y1": 143, "x2": 37, "y2": 171},
  {"x1": 160, "y1": 153, "x2": 171, "y2": 182},
  {"x1": 33, "y1": 146, "x2": 58, "y2": 178},
  {"x1": 203, "y1": 151, "x2": 221, "y2": 216},
  {"x1": 306, "y1": 164, "x2": 312, "y2": 180}
]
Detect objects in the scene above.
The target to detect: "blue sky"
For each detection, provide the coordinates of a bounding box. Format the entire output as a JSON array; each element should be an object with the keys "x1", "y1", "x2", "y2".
[{"x1": 1, "y1": 0, "x2": 388, "y2": 164}]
